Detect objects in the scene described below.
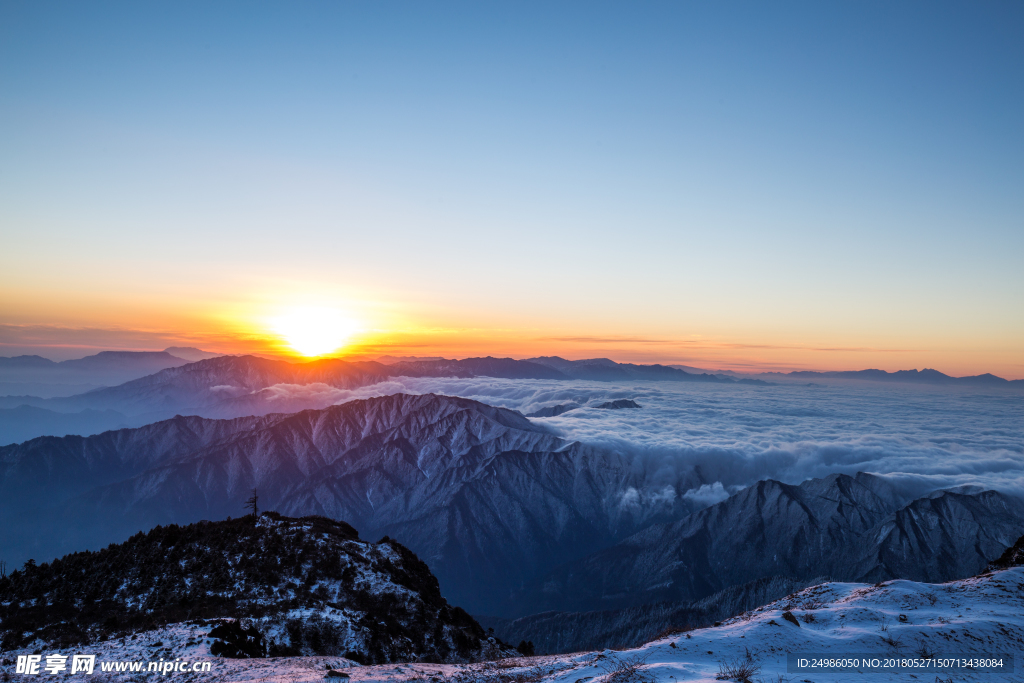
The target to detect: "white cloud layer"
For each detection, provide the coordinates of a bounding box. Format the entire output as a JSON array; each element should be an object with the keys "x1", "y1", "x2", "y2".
[{"x1": 255, "y1": 376, "x2": 1024, "y2": 503}]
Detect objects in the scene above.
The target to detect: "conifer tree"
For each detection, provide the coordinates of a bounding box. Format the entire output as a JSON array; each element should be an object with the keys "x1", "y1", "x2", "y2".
[{"x1": 244, "y1": 488, "x2": 259, "y2": 524}]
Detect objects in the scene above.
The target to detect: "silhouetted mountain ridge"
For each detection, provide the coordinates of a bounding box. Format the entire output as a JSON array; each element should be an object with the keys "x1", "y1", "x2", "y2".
[
  {"x1": 0, "y1": 355, "x2": 564, "y2": 419},
  {"x1": 772, "y1": 367, "x2": 1022, "y2": 386},
  {"x1": 527, "y1": 357, "x2": 728, "y2": 383},
  {"x1": 0, "y1": 351, "x2": 195, "y2": 401}
]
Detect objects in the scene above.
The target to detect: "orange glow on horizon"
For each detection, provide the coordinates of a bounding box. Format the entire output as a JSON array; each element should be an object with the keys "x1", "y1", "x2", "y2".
[{"x1": 0, "y1": 298, "x2": 1020, "y2": 378}]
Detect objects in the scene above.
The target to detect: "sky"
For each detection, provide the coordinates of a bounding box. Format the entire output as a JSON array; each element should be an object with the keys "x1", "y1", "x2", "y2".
[{"x1": 1, "y1": 1, "x2": 1022, "y2": 376}]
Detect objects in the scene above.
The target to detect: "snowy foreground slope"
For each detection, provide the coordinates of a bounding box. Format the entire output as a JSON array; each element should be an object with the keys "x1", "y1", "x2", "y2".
[{"x1": 7, "y1": 567, "x2": 1022, "y2": 682}]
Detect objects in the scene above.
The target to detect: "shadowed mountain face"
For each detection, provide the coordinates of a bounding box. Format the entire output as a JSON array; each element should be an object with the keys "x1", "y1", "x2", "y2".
[
  {"x1": 519, "y1": 472, "x2": 1024, "y2": 614},
  {"x1": 0, "y1": 393, "x2": 694, "y2": 616},
  {"x1": 483, "y1": 575, "x2": 822, "y2": 655}
]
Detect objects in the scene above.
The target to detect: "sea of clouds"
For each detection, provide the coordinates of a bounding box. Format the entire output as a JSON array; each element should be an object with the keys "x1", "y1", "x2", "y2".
[{"x1": 254, "y1": 375, "x2": 1024, "y2": 504}]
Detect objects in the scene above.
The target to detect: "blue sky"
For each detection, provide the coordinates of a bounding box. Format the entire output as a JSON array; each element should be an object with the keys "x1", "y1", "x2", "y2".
[{"x1": 1, "y1": 1, "x2": 1022, "y2": 374}]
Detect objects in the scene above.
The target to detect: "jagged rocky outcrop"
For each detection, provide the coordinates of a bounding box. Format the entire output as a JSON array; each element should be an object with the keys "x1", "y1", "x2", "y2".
[
  {"x1": 525, "y1": 403, "x2": 581, "y2": 418},
  {"x1": 0, "y1": 393, "x2": 698, "y2": 616},
  {"x1": 518, "y1": 472, "x2": 1024, "y2": 614},
  {"x1": 0, "y1": 513, "x2": 504, "y2": 663},
  {"x1": 528, "y1": 397, "x2": 638, "y2": 419},
  {"x1": 988, "y1": 534, "x2": 1024, "y2": 570},
  {"x1": 595, "y1": 399, "x2": 641, "y2": 409}
]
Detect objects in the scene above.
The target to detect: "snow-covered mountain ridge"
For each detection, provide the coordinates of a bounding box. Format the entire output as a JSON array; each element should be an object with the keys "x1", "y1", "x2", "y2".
[
  {"x1": 5, "y1": 564, "x2": 1022, "y2": 682},
  {"x1": 0, "y1": 513, "x2": 505, "y2": 664}
]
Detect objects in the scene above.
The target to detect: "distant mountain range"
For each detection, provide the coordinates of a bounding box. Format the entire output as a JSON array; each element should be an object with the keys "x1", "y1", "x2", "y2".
[
  {"x1": 0, "y1": 355, "x2": 568, "y2": 444},
  {"x1": 0, "y1": 405, "x2": 130, "y2": 445},
  {"x1": 516, "y1": 472, "x2": 1024, "y2": 615},
  {"x1": 162, "y1": 346, "x2": 224, "y2": 362},
  {"x1": 765, "y1": 367, "x2": 1024, "y2": 386},
  {"x1": 0, "y1": 350, "x2": 190, "y2": 373},
  {"x1": 0, "y1": 354, "x2": 760, "y2": 445},
  {"x1": 2, "y1": 394, "x2": 1019, "y2": 622},
  {"x1": 2, "y1": 348, "x2": 1021, "y2": 660},
  {"x1": 527, "y1": 357, "x2": 726, "y2": 383},
  {"x1": 1, "y1": 352, "x2": 1021, "y2": 447},
  {"x1": 0, "y1": 393, "x2": 701, "y2": 616},
  {"x1": 0, "y1": 350, "x2": 195, "y2": 398},
  {"x1": 0, "y1": 354, "x2": 573, "y2": 417}
]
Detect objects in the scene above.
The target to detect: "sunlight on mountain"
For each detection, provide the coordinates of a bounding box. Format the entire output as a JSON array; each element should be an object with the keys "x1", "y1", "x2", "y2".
[{"x1": 272, "y1": 307, "x2": 359, "y2": 357}]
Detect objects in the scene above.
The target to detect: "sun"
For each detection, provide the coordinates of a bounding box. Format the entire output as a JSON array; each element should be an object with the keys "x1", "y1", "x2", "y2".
[{"x1": 272, "y1": 307, "x2": 359, "y2": 357}]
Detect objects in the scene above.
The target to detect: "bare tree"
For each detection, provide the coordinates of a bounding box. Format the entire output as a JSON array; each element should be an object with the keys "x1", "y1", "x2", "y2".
[
  {"x1": 244, "y1": 488, "x2": 259, "y2": 523},
  {"x1": 0, "y1": 560, "x2": 6, "y2": 579}
]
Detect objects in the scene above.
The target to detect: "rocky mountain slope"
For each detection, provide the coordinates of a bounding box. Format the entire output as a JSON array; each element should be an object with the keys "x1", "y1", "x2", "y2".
[
  {"x1": 521, "y1": 472, "x2": 1024, "y2": 614},
  {"x1": 988, "y1": 532, "x2": 1024, "y2": 570},
  {"x1": 0, "y1": 513, "x2": 504, "y2": 663},
  {"x1": 0, "y1": 393, "x2": 695, "y2": 616}
]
